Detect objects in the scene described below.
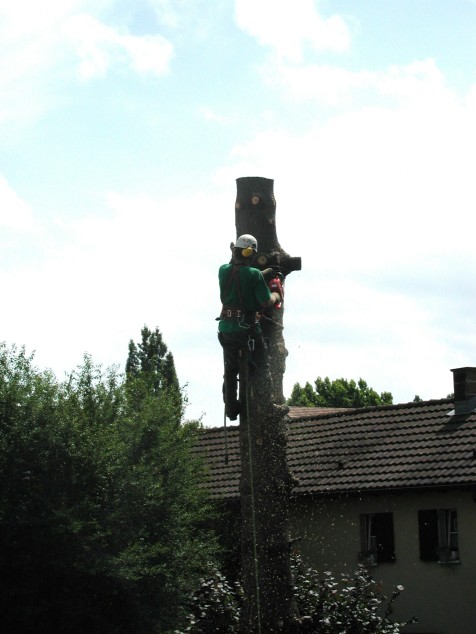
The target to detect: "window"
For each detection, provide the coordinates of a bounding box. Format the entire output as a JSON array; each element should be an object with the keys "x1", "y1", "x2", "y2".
[
  {"x1": 359, "y1": 512, "x2": 395, "y2": 565},
  {"x1": 418, "y1": 509, "x2": 460, "y2": 563}
]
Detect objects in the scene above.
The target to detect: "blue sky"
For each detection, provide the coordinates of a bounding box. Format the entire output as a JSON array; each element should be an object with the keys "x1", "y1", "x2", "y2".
[{"x1": 2, "y1": 0, "x2": 476, "y2": 426}]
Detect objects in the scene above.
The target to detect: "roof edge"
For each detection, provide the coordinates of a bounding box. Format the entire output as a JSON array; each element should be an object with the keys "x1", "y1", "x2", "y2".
[
  {"x1": 286, "y1": 397, "x2": 454, "y2": 422},
  {"x1": 291, "y1": 482, "x2": 476, "y2": 500}
]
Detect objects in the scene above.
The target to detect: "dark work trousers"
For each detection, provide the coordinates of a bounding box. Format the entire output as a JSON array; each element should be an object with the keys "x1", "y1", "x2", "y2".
[{"x1": 218, "y1": 330, "x2": 268, "y2": 419}]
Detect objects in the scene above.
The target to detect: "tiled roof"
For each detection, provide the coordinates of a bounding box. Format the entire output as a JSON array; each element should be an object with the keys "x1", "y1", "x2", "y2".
[
  {"x1": 287, "y1": 406, "x2": 352, "y2": 419},
  {"x1": 192, "y1": 401, "x2": 476, "y2": 499}
]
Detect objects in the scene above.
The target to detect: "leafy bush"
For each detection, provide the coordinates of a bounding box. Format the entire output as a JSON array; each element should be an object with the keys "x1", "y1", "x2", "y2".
[
  {"x1": 183, "y1": 565, "x2": 241, "y2": 633},
  {"x1": 292, "y1": 556, "x2": 417, "y2": 633},
  {"x1": 184, "y1": 556, "x2": 416, "y2": 633}
]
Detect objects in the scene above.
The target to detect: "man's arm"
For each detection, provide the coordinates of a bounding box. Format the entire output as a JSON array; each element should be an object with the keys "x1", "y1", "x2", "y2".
[
  {"x1": 254, "y1": 269, "x2": 283, "y2": 309},
  {"x1": 263, "y1": 290, "x2": 281, "y2": 308},
  {"x1": 265, "y1": 273, "x2": 284, "y2": 308}
]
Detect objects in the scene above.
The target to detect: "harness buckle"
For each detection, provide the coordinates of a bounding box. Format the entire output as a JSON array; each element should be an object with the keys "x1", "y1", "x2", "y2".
[{"x1": 247, "y1": 337, "x2": 255, "y2": 352}]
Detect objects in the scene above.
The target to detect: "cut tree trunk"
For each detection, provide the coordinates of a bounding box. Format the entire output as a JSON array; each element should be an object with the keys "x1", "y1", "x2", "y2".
[{"x1": 235, "y1": 176, "x2": 301, "y2": 633}]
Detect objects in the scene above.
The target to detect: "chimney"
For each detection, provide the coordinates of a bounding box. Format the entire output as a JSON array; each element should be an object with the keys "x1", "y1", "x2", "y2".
[{"x1": 450, "y1": 367, "x2": 476, "y2": 415}]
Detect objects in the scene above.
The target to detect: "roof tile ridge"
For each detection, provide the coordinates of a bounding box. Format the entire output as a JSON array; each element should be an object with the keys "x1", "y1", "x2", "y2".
[
  {"x1": 198, "y1": 424, "x2": 240, "y2": 432},
  {"x1": 348, "y1": 397, "x2": 453, "y2": 415},
  {"x1": 288, "y1": 397, "x2": 454, "y2": 422},
  {"x1": 287, "y1": 409, "x2": 357, "y2": 422}
]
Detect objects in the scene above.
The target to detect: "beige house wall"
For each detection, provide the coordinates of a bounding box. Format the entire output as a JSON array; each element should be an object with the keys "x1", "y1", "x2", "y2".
[{"x1": 290, "y1": 489, "x2": 476, "y2": 634}]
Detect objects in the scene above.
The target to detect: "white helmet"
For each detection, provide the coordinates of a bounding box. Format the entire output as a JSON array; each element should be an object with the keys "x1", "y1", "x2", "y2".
[{"x1": 235, "y1": 234, "x2": 258, "y2": 252}]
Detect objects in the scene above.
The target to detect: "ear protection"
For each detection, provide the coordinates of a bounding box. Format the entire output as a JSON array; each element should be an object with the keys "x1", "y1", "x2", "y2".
[{"x1": 234, "y1": 234, "x2": 257, "y2": 258}]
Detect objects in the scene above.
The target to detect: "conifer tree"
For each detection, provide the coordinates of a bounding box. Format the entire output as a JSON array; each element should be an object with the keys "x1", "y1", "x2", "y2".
[
  {"x1": 126, "y1": 325, "x2": 180, "y2": 393},
  {"x1": 126, "y1": 324, "x2": 182, "y2": 413}
]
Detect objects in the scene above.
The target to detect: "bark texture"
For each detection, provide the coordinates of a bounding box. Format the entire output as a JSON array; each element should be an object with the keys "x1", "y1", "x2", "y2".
[{"x1": 235, "y1": 176, "x2": 301, "y2": 633}]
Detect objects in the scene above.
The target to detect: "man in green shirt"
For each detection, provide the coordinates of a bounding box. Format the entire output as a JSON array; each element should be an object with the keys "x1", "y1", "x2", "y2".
[{"x1": 218, "y1": 234, "x2": 283, "y2": 421}]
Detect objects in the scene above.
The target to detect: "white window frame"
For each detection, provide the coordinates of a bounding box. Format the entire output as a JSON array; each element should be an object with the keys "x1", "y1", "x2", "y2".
[
  {"x1": 437, "y1": 509, "x2": 459, "y2": 564},
  {"x1": 359, "y1": 512, "x2": 395, "y2": 565}
]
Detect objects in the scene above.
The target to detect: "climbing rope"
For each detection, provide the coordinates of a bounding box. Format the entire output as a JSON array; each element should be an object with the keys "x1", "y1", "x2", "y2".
[
  {"x1": 223, "y1": 404, "x2": 229, "y2": 465},
  {"x1": 260, "y1": 313, "x2": 284, "y2": 329},
  {"x1": 244, "y1": 347, "x2": 262, "y2": 634}
]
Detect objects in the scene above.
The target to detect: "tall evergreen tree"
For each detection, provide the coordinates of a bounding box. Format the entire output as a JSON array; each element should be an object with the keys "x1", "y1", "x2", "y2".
[
  {"x1": 126, "y1": 325, "x2": 180, "y2": 398},
  {"x1": 126, "y1": 325, "x2": 182, "y2": 418}
]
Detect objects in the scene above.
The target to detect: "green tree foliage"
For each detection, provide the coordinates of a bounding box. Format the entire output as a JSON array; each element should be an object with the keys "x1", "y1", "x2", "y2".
[
  {"x1": 126, "y1": 325, "x2": 180, "y2": 394},
  {"x1": 0, "y1": 339, "x2": 215, "y2": 633},
  {"x1": 126, "y1": 325, "x2": 182, "y2": 415},
  {"x1": 288, "y1": 376, "x2": 393, "y2": 408}
]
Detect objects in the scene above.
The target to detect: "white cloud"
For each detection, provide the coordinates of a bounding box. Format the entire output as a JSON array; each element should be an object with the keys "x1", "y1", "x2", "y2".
[
  {"x1": 147, "y1": 0, "x2": 182, "y2": 28},
  {"x1": 8, "y1": 186, "x2": 231, "y2": 357},
  {"x1": 0, "y1": 0, "x2": 99, "y2": 81},
  {"x1": 0, "y1": 1, "x2": 74, "y2": 125},
  {"x1": 263, "y1": 57, "x2": 451, "y2": 110},
  {"x1": 234, "y1": 0, "x2": 351, "y2": 61},
  {"x1": 63, "y1": 14, "x2": 174, "y2": 79},
  {"x1": 378, "y1": 59, "x2": 450, "y2": 106},
  {"x1": 0, "y1": 1, "x2": 173, "y2": 129},
  {"x1": 273, "y1": 63, "x2": 373, "y2": 106},
  {"x1": 0, "y1": 176, "x2": 35, "y2": 231},
  {"x1": 198, "y1": 106, "x2": 232, "y2": 124},
  {"x1": 0, "y1": 0, "x2": 84, "y2": 38}
]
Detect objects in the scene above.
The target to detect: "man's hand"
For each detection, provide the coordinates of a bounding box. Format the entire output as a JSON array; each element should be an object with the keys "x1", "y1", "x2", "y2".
[{"x1": 268, "y1": 275, "x2": 284, "y2": 307}]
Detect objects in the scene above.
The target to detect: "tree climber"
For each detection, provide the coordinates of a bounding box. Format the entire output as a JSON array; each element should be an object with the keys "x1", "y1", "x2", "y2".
[{"x1": 217, "y1": 234, "x2": 284, "y2": 421}]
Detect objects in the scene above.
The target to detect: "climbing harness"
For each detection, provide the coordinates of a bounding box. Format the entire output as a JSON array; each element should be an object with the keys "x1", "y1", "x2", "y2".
[
  {"x1": 219, "y1": 308, "x2": 258, "y2": 331},
  {"x1": 220, "y1": 266, "x2": 258, "y2": 331}
]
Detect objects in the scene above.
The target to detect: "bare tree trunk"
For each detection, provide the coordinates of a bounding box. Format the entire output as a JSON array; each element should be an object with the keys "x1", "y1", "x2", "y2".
[{"x1": 235, "y1": 176, "x2": 301, "y2": 633}]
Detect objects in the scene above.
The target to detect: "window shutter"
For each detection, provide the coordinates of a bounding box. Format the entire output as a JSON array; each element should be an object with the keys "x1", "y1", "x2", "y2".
[
  {"x1": 359, "y1": 514, "x2": 368, "y2": 554},
  {"x1": 374, "y1": 512, "x2": 395, "y2": 562},
  {"x1": 418, "y1": 509, "x2": 438, "y2": 561}
]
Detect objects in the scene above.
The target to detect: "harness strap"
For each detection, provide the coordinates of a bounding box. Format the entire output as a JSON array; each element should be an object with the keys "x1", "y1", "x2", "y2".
[
  {"x1": 221, "y1": 306, "x2": 259, "y2": 320},
  {"x1": 220, "y1": 264, "x2": 241, "y2": 303},
  {"x1": 219, "y1": 265, "x2": 263, "y2": 339}
]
